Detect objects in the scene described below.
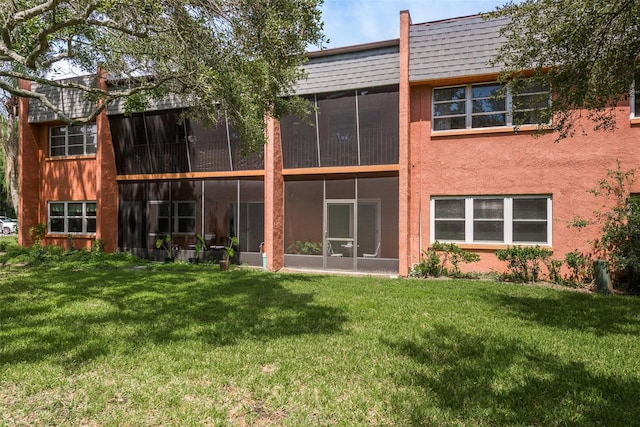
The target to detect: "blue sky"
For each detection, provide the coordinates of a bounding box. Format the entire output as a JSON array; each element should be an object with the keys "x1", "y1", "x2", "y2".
[{"x1": 318, "y1": 0, "x2": 515, "y2": 49}]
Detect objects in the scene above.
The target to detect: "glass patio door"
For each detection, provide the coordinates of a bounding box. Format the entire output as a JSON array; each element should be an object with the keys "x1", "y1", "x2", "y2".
[{"x1": 325, "y1": 200, "x2": 356, "y2": 270}]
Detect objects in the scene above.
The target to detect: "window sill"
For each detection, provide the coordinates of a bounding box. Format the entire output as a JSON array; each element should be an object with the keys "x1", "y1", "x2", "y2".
[
  {"x1": 630, "y1": 117, "x2": 640, "y2": 126},
  {"x1": 48, "y1": 233, "x2": 96, "y2": 238},
  {"x1": 434, "y1": 243, "x2": 553, "y2": 252},
  {"x1": 47, "y1": 155, "x2": 97, "y2": 162},
  {"x1": 431, "y1": 124, "x2": 543, "y2": 138}
]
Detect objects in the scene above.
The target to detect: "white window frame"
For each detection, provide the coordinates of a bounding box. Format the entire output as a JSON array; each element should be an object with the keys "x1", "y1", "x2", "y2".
[
  {"x1": 430, "y1": 196, "x2": 552, "y2": 246},
  {"x1": 432, "y1": 82, "x2": 550, "y2": 131},
  {"x1": 149, "y1": 201, "x2": 196, "y2": 235},
  {"x1": 49, "y1": 124, "x2": 97, "y2": 157},
  {"x1": 48, "y1": 201, "x2": 97, "y2": 234}
]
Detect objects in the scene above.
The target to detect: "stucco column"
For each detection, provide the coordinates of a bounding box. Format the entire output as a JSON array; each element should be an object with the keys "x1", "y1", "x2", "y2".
[
  {"x1": 17, "y1": 80, "x2": 42, "y2": 247},
  {"x1": 96, "y1": 69, "x2": 119, "y2": 252},
  {"x1": 398, "y1": 10, "x2": 414, "y2": 276},
  {"x1": 264, "y1": 116, "x2": 284, "y2": 270}
]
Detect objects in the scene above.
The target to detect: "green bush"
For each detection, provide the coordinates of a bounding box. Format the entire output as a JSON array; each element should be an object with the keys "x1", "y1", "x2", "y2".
[
  {"x1": 91, "y1": 238, "x2": 105, "y2": 256},
  {"x1": 411, "y1": 241, "x2": 480, "y2": 278},
  {"x1": 545, "y1": 258, "x2": 563, "y2": 285},
  {"x1": 597, "y1": 196, "x2": 640, "y2": 291},
  {"x1": 27, "y1": 244, "x2": 66, "y2": 264},
  {"x1": 411, "y1": 250, "x2": 444, "y2": 277},
  {"x1": 496, "y1": 246, "x2": 553, "y2": 282},
  {"x1": 0, "y1": 238, "x2": 143, "y2": 268},
  {"x1": 564, "y1": 250, "x2": 593, "y2": 286},
  {"x1": 571, "y1": 163, "x2": 640, "y2": 291},
  {"x1": 28, "y1": 223, "x2": 46, "y2": 246}
]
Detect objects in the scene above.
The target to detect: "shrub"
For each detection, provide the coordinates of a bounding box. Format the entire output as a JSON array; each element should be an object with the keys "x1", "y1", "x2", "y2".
[
  {"x1": 564, "y1": 250, "x2": 593, "y2": 286},
  {"x1": 29, "y1": 223, "x2": 46, "y2": 246},
  {"x1": 571, "y1": 163, "x2": 640, "y2": 291},
  {"x1": 91, "y1": 238, "x2": 105, "y2": 255},
  {"x1": 411, "y1": 250, "x2": 444, "y2": 277},
  {"x1": 597, "y1": 195, "x2": 640, "y2": 291},
  {"x1": 495, "y1": 246, "x2": 553, "y2": 282},
  {"x1": 27, "y1": 244, "x2": 66, "y2": 264},
  {"x1": 411, "y1": 241, "x2": 480, "y2": 278},
  {"x1": 545, "y1": 258, "x2": 563, "y2": 285}
]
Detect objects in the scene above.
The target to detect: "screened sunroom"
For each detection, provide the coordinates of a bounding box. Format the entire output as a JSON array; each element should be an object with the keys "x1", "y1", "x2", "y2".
[
  {"x1": 110, "y1": 109, "x2": 265, "y2": 265},
  {"x1": 280, "y1": 85, "x2": 400, "y2": 273}
]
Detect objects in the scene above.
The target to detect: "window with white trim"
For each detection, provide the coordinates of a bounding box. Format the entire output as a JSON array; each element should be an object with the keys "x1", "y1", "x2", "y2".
[
  {"x1": 151, "y1": 201, "x2": 196, "y2": 234},
  {"x1": 49, "y1": 201, "x2": 97, "y2": 234},
  {"x1": 431, "y1": 196, "x2": 552, "y2": 245},
  {"x1": 49, "y1": 124, "x2": 97, "y2": 157},
  {"x1": 432, "y1": 82, "x2": 550, "y2": 131}
]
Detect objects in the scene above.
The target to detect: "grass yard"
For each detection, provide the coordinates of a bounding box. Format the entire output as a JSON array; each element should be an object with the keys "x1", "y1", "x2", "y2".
[{"x1": 1, "y1": 250, "x2": 640, "y2": 425}]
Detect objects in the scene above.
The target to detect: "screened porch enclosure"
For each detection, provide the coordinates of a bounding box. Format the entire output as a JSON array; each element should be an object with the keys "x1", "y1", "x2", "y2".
[
  {"x1": 284, "y1": 175, "x2": 399, "y2": 273},
  {"x1": 118, "y1": 179, "x2": 264, "y2": 265},
  {"x1": 280, "y1": 86, "x2": 399, "y2": 169},
  {"x1": 109, "y1": 109, "x2": 263, "y2": 175}
]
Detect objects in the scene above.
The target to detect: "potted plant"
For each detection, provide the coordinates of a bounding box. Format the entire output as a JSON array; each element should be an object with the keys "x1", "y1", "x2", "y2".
[
  {"x1": 190, "y1": 234, "x2": 206, "y2": 264},
  {"x1": 220, "y1": 236, "x2": 238, "y2": 271},
  {"x1": 155, "y1": 235, "x2": 174, "y2": 262}
]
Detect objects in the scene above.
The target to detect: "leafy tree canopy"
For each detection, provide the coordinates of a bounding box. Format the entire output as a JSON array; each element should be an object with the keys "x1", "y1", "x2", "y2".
[
  {"x1": 490, "y1": 0, "x2": 640, "y2": 140},
  {"x1": 0, "y1": 0, "x2": 325, "y2": 150}
]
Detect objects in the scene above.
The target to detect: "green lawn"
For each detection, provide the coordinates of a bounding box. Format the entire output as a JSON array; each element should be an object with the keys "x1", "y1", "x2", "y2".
[{"x1": 1, "y1": 254, "x2": 639, "y2": 426}]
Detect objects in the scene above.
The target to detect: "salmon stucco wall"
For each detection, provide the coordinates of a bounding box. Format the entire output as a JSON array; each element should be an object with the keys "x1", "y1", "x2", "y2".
[
  {"x1": 398, "y1": 10, "x2": 414, "y2": 276},
  {"x1": 18, "y1": 80, "x2": 42, "y2": 247},
  {"x1": 18, "y1": 77, "x2": 104, "y2": 251},
  {"x1": 264, "y1": 116, "x2": 284, "y2": 271},
  {"x1": 413, "y1": 85, "x2": 640, "y2": 273},
  {"x1": 40, "y1": 155, "x2": 98, "y2": 250},
  {"x1": 96, "y1": 70, "x2": 119, "y2": 252}
]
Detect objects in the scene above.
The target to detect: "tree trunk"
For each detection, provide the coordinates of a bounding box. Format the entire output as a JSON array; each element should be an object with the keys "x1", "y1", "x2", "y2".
[{"x1": 1, "y1": 96, "x2": 19, "y2": 214}]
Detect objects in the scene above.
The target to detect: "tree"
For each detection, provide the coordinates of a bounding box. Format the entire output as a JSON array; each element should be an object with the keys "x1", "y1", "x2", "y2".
[
  {"x1": 0, "y1": 93, "x2": 18, "y2": 215},
  {"x1": 1, "y1": 0, "x2": 325, "y2": 151},
  {"x1": 568, "y1": 163, "x2": 640, "y2": 290},
  {"x1": 491, "y1": 1, "x2": 640, "y2": 289},
  {"x1": 0, "y1": 141, "x2": 13, "y2": 216},
  {"x1": 0, "y1": 96, "x2": 18, "y2": 215},
  {"x1": 490, "y1": 0, "x2": 640, "y2": 139}
]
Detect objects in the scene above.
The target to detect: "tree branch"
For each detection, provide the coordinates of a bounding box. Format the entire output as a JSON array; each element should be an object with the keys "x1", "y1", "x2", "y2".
[
  {"x1": 0, "y1": 77, "x2": 106, "y2": 124},
  {"x1": 24, "y1": 2, "x2": 101, "y2": 68}
]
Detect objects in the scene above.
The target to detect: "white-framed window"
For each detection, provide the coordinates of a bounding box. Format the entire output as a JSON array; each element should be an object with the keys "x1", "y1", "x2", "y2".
[
  {"x1": 48, "y1": 201, "x2": 97, "y2": 234},
  {"x1": 431, "y1": 196, "x2": 552, "y2": 245},
  {"x1": 432, "y1": 82, "x2": 550, "y2": 131},
  {"x1": 49, "y1": 124, "x2": 97, "y2": 157},
  {"x1": 150, "y1": 201, "x2": 196, "y2": 234}
]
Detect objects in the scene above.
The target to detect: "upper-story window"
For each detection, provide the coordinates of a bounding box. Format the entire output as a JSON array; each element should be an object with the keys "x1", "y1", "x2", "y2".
[
  {"x1": 49, "y1": 124, "x2": 97, "y2": 157},
  {"x1": 432, "y1": 82, "x2": 550, "y2": 131}
]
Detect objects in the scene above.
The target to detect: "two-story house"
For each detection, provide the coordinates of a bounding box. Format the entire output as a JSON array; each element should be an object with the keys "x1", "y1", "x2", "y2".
[{"x1": 17, "y1": 11, "x2": 640, "y2": 276}]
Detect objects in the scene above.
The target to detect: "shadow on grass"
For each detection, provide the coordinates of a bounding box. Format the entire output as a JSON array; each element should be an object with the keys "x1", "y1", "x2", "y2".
[
  {"x1": 385, "y1": 323, "x2": 640, "y2": 426},
  {"x1": 0, "y1": 267, "x2": 347, "y2": 366},
  {"x1": 484, "y1": 290, "x2": 640, "y2": 336}
]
